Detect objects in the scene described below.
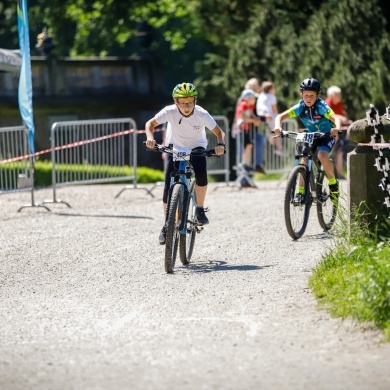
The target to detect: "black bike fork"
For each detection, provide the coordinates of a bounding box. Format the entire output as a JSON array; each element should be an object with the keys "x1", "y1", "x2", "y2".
[
  {"x1": 179, "y1": 185, "x2": 189, "y2": 232},
  {"x1": 164, "y1": 174, "x2": 178, "y2": 226},
  {"x1": 315, "y1": 168, "x2": 325, "y2": 202},
  {"x1": 304, "y1": 166, "x2": 312, "y2": 204}
]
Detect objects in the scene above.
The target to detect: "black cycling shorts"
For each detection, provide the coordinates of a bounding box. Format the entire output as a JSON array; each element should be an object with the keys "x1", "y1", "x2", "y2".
[{"x1": 163, "y1": 148, "x2": 208, "y2": 203}]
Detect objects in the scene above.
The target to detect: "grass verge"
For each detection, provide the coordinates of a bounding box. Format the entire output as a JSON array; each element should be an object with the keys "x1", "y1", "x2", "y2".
[
  {"x1": 2, "y1": 160, "x2": 165, "y2": 187},
  {"x1": 309, "y1": 204, "x2": 390, "y2": 341}
]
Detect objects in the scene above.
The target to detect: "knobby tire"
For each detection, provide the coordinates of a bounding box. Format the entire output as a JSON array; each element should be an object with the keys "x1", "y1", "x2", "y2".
[
  {"x1": 284, "y1": 165, "x2": 311, "y2": 240},
  {"x1": 316, "y1": 163, "x2": 338, "y2": 231},
  {"x1": 179, "y1": 181, "x2": 196, "y2": 264},
  {"x1": 165, "y1": 185, "x2": 182, "y2": 274}
]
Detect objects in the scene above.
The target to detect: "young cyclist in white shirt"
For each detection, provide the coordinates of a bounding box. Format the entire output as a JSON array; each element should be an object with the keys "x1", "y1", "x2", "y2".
[{"x1": 145, "y1": 82, "x2": 225, "y2": 245}]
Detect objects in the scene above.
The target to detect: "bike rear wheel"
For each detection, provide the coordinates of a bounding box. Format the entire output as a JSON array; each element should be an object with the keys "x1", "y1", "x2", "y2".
[
  {"x1": 284, "y1": 165, "x2": 311, "y2": 240},
  {"x1": 165, "y1": 185, "x2": 183, "y2": 274},
  {"x1": 316, "y1": 164, "x2": 338, "y2": 231},
  {"x1": 180, "y1": 181, "x2": 196, "y2": 264}
]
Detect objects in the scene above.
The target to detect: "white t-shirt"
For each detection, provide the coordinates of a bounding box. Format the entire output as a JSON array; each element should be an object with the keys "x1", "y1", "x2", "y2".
[
  {"x1": 154, "y1": 104, "x2": 217, "y2": 149},
  {"x1": 256, "y1": 92, "x2": 277, "y2": 116}
]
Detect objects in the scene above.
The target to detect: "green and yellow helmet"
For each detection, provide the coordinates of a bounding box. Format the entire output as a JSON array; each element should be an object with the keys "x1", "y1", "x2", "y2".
[{"x1": 172, "y1": 82, "x2": 199, "y2": 99}]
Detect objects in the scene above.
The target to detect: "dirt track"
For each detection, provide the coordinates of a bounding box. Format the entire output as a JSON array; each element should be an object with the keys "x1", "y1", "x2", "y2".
[{"x1": 1, "y1": 181, "x2": 389, "y2": 390}]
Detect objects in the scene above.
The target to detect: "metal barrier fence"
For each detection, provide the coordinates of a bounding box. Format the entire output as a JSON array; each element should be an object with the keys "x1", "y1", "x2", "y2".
[
  {"x1": 0, "y1": 125, "x2": 33, "y2": 194},
  {"x1": 261, "y1": 118, "x2": 298, "y2": 173},
  {"x1": 45, "y1": 118, "x2": 150, "y2": 207},
  {"x1": 207, "y1": 115, "x2": 230, "y2": 185},
  {"x1": 234, "y1": 119, "x2": 298, "y2": 187},
  {"x1": 0, "y1": 125, "x2": 50, "y2": 212}
]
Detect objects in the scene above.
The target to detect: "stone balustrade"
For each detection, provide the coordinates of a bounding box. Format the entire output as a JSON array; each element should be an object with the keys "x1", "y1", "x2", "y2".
[
  {"x1": 0, "y1": 56, "x2": 161, "y2": 97},
  {"x1": 347, "y1": 105, "x2": 390, "y2": 234}
]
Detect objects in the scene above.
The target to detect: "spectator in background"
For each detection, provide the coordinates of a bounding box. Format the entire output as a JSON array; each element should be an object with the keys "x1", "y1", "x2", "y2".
[
  {"x1": 243, "y1": 78, "x2": 266, "y2": 173},
  {"x1": 235, "y1": 88, "x2": 265, "y2": 173},
  {"x1": 245, "y1": 78, "x2": 261, "y2": 95},
  {"x1": 325, "y1": 86, "x2": 350, "y2": 124},
  {"x1": 256, "y1": 81, "x2": 285, "y2": 156},
  {"x1": 325, "y1": 85, "x2": 352, "y2": 179}
]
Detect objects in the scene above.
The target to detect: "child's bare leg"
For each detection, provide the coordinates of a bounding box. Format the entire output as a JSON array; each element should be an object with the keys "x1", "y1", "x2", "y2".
[
  {"x1": 195, "y1": 184, "x2": 207, "y2": 207},
  {"x1": 318, "y1": 150, "x2": 336, "y2": 180},
  {"x1": 243, "y1": 144, "x2": 253, "y2": 165}
]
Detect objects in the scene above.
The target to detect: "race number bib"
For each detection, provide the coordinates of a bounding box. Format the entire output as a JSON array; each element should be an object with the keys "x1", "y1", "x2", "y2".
[
  {"x1": 296, "y1": 132, "x2": 315, "y2": 146},
  {"x1": 172, "y1": 147, "x2": 191, "y2": 161}
]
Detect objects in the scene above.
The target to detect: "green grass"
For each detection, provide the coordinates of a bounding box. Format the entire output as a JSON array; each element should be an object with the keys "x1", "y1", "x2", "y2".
[
  {"x1": 254, "y1": 172, "x2": 284, "y2": 181},
  {"x1": 1, "y1": 160, "x2": 165, "y2": 187},
  {"x1": 309, "y1": 207, "x2": 390, "y2": 341}
]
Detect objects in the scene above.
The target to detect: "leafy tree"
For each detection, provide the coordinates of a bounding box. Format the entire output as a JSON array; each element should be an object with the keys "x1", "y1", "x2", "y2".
[
  {"x1": 1, "y1": 0, "x2": 389, "y2": 116},
  {"x1": 195, "y1": 0, "x2": 305, "y2": 112},
  {"x1": 196, "y1": 0, "x2": 390, "y2": 118},
  {"x1": 0, "y1": 1, "x2": 19, "y2": 49},
  {"x1": 297, "y1": 0, "x2": 390, "y2": 118}
]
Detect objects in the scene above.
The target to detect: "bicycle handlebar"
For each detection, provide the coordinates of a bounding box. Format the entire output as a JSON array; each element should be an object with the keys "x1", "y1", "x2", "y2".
[
  {"x1": 143, "y1": 141, "x2": 220, "y2": 157},
  {"x1": 272, "y1": 129, "x2": 343, "y2": 139}
]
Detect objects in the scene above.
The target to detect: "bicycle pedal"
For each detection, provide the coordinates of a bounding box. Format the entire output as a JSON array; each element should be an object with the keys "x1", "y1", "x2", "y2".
[
  {"x1": 318, "y1": 195, "x2": 329, "y2": 203},
  {"x1": 189, "y1": 220, "x2": 204, "y2": 229}
]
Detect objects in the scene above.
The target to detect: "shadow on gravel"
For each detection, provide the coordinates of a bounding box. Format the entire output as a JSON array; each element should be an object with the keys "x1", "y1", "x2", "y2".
[
  {"x1": 55, "y1": 212, "x2": 153, "y2": 220},
  {"x1": 293, "y1": 232, "x2": 333, "y2": 241},
  {"x1": 184, "y1": 260, "x2": 274, "y2": 273}
]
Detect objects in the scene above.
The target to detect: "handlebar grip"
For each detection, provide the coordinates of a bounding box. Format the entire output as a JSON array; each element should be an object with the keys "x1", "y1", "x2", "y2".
[{"x1": 143, "y1": 140, "x2": 159, "y2": 152}]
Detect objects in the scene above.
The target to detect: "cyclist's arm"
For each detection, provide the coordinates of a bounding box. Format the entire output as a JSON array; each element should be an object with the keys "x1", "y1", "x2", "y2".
[
  {"x1": 211, "y1": 125, "x2": 226, "y2": 155},
  {"x1": 145, "y1": 118, "x2": 159, "y2": 149},
  {"x1": 273, "y1": 110, "x2": 290, "y2": 135},
  {"x1": 329, "y1": 114, "x2": 342, "y2": 136}
]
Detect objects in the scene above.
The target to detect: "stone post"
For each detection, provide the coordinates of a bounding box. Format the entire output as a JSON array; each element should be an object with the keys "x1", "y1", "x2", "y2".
[{"x1": 347, "y1": 106, "x2": 390, "y2": 233}]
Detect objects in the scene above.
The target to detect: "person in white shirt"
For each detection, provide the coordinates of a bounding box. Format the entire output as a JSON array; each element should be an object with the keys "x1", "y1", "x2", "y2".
[
  {"x1": 256, "y1": 81, "x2": 285, "y2": 156},
  {"x1": 145, "y1": 82, "x2": 225, "y2": 245}
]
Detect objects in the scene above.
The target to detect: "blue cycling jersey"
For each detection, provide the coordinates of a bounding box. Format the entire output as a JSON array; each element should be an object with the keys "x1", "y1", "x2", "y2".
[{"x1": 287, "y1": 98, "x2": 334, "y2": 133}]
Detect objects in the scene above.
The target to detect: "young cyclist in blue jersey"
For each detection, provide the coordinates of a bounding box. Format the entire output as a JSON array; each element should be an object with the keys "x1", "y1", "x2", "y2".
[
  {"x1": 273, "y1": 78, "x2": 342, "y2": 198},
  {"x1": 145, "y1": 82, "x2": 225, "y2": 245}
]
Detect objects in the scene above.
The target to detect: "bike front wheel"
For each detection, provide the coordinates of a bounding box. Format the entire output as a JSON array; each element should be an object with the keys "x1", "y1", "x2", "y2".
[
  {"x1": 165, "y1": 185, "x2": 183, "y2": 274},
  {"x1": 284, "y1": 165, "x2": 311, "y2": 240},
  {"x1": 316, "y1": 165, "x2": 338, "y2": 231},
  {"x1": 180, "y1": 181, "x2": 196, "y2": 264}
]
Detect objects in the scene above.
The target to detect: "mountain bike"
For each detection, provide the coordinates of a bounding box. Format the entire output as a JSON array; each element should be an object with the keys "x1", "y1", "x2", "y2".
[
  {"x1": 278, "y1": 130, "x2": 339, "y2": 240},
  {"x1": 146, "y1": 143, "x2": 219, "y2": 273}
]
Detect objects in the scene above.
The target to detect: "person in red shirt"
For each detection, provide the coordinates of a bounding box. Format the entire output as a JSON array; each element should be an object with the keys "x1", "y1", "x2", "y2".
[
  {"x1": 235, "y1": 89, "x2": 265, "y2": 173},
  {"x1": 325, "y1": 86, "x2": 352, "y2": 180},
  {"x1": 325, "y1": 86, "x2": 350, "y2": 124}
]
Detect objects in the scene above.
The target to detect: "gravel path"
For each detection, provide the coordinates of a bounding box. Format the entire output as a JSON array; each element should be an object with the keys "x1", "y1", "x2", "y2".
[{"x1": 1, "y1": 181, "x2": 389, "y2": 390}]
